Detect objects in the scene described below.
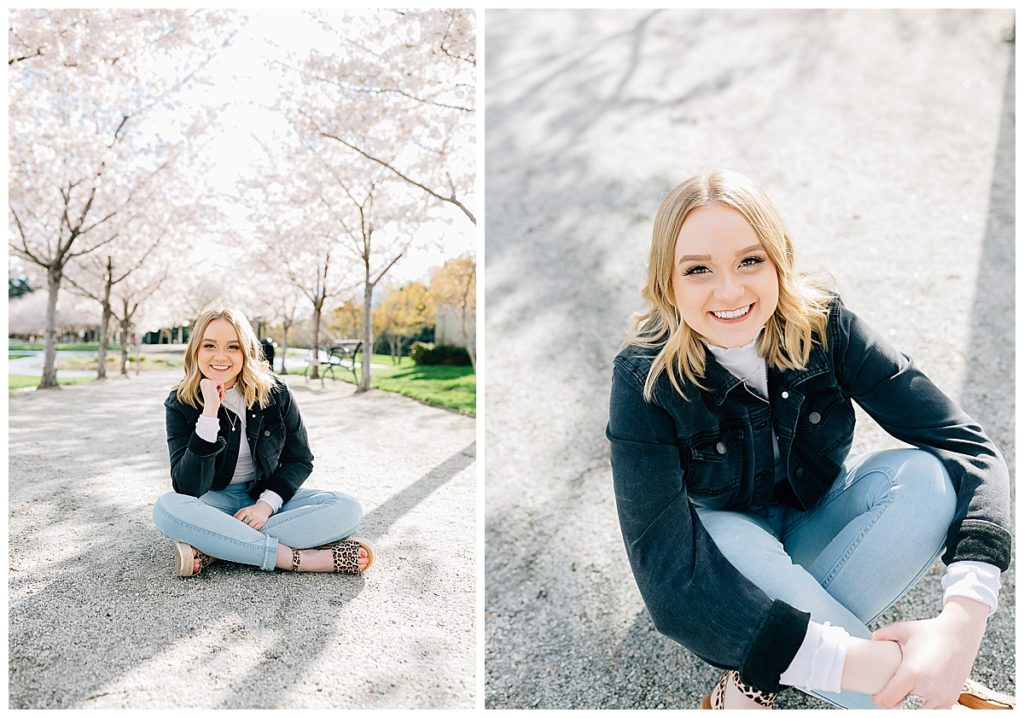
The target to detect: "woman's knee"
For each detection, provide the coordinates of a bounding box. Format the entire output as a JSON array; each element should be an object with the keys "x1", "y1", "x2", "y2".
[
  {"x1": 152, "y1": 491, "x2": 199, "y2": 531},
  {"x1": 887, "y1": 449, "x2": 956, "y2": 521}
]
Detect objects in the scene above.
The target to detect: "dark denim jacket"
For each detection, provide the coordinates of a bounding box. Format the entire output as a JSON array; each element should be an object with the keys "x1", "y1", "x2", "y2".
[
  {"x1": 164, "y1": 377, "x2": 314, "y2": 504},
  {"x1": 607, "y1": 297, "x2": 1011, "y2": 692}
]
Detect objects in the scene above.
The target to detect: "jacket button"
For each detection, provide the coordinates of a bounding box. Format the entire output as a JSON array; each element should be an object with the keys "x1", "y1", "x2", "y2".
[
  {"x1": 781, "y1": 391, "x2": 790, "y2": 399},
  {"x1": 808, "y1": 411, "x2": 821, "y2": 424},
  {"x1": 716, "y1": 442, "x2": 726, "y2": 455},
  {"x1": 795, "y1": 467, "x2": 804, "y2": 478},
  {"x1": 264, "y1": 430, "x2": 271, "y2": 437}
]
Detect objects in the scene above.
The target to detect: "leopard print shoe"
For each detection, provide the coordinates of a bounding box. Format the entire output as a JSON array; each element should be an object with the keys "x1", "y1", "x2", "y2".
[
  {"x1": 316, "y1": 536, "x2": 376, "y2": 574},
  {"x1": 173, "y1": 541, "x2": 217, "y2": 577},
  {"x1": 700, "y1": 670, "x2": 777, "y2": 709}
]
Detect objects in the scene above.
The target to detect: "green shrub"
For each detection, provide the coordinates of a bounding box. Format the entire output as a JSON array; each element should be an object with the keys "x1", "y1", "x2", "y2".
[{"x1": 411, "y1": 342, "x2": 471, "y2": 366}]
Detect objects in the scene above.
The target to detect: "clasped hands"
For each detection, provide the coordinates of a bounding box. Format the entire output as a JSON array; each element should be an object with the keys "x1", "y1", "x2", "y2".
[
  {"x1": 869, "y1": 597, "x2": 988, "y2": 709},
  {"x1": 233, "y1": 500, "x2": 274, "y2": 531}
]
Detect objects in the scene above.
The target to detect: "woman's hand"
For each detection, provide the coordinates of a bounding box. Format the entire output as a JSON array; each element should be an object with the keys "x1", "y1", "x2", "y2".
[
  {"x1": 234, "y1": 501, "x2": 274, "y2": 531},
  {"x1": 199, "y1": 378, "x2": 226, "y2": 417},
  {"x1": 871, "y1": 597, "x2": 988, "y2": 708}
]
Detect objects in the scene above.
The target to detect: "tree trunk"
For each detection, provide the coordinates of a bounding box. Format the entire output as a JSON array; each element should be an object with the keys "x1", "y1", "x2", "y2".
[
  {"x1": 388, "y1": 335, "x2": 403, "y2": 365},
  {"x1": 280, "y1": 320, "x2": 291, "y2": 375},
  {"x1": 120, "y1": 317, "x2": 131, "y2": 376},
  {"x1": 39, "y1": 265, "x2": 62, "y2": 389},
  {"x1": 97, "y1": 303, "x2": 111, "y2": 379},
  {"x1": 310, "y1": 301, "x2": 322, "y2": 380},
  {"x1": 359, "y1": 281, "x2": 373, "y2": 392}
]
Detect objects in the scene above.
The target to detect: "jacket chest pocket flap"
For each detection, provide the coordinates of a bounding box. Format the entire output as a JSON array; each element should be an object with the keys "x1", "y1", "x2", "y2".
[
  {"x1": 683, "y1": 427, "x2": 744, "y2": 503},
  {"x1": 800, "y1": 388, "x2": 854, "y2": 436},
  {"x1": 257, "y1": 418, "x2": 286, "y2": 460}
]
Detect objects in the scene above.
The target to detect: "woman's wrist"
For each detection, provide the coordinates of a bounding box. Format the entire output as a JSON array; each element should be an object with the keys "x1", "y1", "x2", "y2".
[{"x1": 840, "y1": 637, "x2": 901, "y2": 694}]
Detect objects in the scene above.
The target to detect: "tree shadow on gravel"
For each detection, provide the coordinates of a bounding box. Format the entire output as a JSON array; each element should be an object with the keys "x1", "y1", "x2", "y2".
[{"x1": 10, "y1": 377, "x2": 475, "y2": 709}]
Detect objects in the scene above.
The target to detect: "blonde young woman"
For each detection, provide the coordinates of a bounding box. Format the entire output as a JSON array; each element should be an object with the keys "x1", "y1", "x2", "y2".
[
  {"x1": 153, "y1": 307, "x2": 375, "y2": 577},
  {"x1": 607, "y1": 171, "x2": 1012, "y2": 709}
]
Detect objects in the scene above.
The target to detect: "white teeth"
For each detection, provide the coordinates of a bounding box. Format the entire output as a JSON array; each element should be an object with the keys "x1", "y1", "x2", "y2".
[
  {"x1": 212, "y1": 365, "x2": 230, "y2": 370},
  {"x1": 712, "y1": 304, "x2": 752, "y2": 319}
]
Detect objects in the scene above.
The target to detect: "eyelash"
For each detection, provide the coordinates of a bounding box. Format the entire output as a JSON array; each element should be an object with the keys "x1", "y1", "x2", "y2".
[
  {"x1": 203, "y1": 343, "x2": 239, "y2": 350},
  {"x1": 682, "y1": 255, "x2": 766, "y2": 277}
]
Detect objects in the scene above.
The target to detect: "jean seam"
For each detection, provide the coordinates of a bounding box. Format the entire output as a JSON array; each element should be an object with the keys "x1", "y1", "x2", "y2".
[
  {"x1": 784, "y1": 464, "x2": 895, "y2": 536},
  {"x1": 810, "y1": 468, "x2": 896, "y2": 590}
]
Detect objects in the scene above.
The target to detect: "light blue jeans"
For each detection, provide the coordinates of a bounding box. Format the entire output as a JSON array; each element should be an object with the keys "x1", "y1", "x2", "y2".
[
  {"x1": 696, "y1": 449, "x2": 957, "y2": 709},
  {"x1": 152, "y1": 481, "x2": 364, "y2": 571}
]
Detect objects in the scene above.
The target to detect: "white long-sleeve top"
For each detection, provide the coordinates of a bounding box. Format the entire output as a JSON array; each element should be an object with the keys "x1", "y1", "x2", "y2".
[
  {"x1": 706, "y1": 338, "x2": 1000, "y2": 691},
  {"x1": 194, "y1": 385, "x2": 284, "y2": 513}
]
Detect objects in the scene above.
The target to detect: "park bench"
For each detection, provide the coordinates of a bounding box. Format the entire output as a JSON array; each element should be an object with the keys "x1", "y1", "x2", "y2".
[{"x1": 303, "y1": 340, "x2": 362, "y2": 386}]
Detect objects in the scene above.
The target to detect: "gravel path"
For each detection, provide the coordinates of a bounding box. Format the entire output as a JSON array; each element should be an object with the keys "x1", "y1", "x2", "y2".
[
  {"x1": 484, "y1": 9, "x2": 1015, "y2": 709},
  {"x1": 9, "y1": 371, "x2": 476, "y2": 709}
]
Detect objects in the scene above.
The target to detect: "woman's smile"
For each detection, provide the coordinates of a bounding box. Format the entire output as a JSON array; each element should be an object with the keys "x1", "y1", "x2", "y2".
[{"x1": 709, "y1": 302, "x2": 755, "y2": 323}]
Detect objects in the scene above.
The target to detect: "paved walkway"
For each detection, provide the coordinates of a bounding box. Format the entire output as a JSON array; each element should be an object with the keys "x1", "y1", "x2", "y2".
[
  {"x1": 485, "y1": 9, "x2": 1014, "y2": 709},
  {"x1": 9, "y1": 371, "x2": 476, "y2": 709}
]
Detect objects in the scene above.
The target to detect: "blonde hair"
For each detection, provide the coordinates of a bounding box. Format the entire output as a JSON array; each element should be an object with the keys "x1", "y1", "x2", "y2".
[
  {"x1": 625, "y1": 170, "x2": 834, "y2": 401},
  {"x1": 174, "y1": 307, "x2": 277, "y2": 410}
]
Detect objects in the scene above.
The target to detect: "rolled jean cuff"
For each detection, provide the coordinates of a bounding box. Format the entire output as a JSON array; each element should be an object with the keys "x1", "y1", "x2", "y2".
[{"x1": 259, "y1": 534, "x2": 280, "y2": 571}]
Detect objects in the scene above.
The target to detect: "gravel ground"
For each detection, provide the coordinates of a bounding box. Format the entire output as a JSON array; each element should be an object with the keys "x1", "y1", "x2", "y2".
[
  {"x1": 484, "y1": 9, "x2": 1015, "y2": 709},
  {"x1": 9, "y1": 370, "x2": 476, "y2": 709}
]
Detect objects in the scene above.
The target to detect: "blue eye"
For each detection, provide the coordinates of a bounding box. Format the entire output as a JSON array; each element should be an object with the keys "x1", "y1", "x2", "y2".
[
  {"x1": 682, "y1": 265, "x2": 709, "y2": 276},
  {"x1": 741, "y1": 255, "x2": 766, "y2": 267}
]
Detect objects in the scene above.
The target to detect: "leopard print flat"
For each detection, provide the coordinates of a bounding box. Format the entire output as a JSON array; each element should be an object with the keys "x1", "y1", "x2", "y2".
[
  {"x1": 700, "y1": 670, "x2": 777, "y2": 709},
  {"x1": 316, "y1": 536, "x2": 376, "y2": 574},
  {"x1": 173, "y1": 541, "x2": 217, "y2": 577}
]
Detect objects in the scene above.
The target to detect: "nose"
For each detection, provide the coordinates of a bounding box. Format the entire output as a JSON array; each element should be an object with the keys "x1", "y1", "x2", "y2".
[{"x1": 714, "y1": 269, "x2": 745, "y2": 304}]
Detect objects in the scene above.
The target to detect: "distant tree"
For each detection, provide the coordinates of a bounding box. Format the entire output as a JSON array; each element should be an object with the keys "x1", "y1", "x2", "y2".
[
  {"x1": 431, "y1": 255, "x2": 476, "y2": 370},
  {"x1": 8, "y1": 9, "x2": 235, "y2": 388},
  {"x1": 292, "y1": 9, "x2": 476, "y2": 224},
  {"x1": 329, "y1": 300, "x2": 364, "y2": 339},
  {"x1": 373, "y1": 281, "x2": 435, "y2": 364},
  {"x1": 8, "y1": 275, "x2": 33, "y2": 299}
]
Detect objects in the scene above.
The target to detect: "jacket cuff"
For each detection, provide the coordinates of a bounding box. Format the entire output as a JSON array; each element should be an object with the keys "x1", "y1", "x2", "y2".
[
  {"x1": 739, "y1": 600, "x2": 811, "y2": 692},
  {"x1": 187, "y1": 431, "x2": 225, "y2": 458},
  {"x1": 943, "y1": 519, "x2": 1012, "y2": 571},
  {"x1": 261, "y1": 476, "x2": 297, "y2": 504}
]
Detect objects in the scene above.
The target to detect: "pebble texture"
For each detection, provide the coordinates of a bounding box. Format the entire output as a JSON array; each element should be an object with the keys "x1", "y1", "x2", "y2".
[
  {"x1": 484, "y1": 9, "x2": 1015, "y2": 709},
  {"x1": 9, "y1": 371, "x2": 476, "y2": 709}
]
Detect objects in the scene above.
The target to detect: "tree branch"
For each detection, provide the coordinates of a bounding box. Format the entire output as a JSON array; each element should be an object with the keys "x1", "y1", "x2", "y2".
[{"x1": 318, "y1": 130, "x2": 476, "y2": 224}]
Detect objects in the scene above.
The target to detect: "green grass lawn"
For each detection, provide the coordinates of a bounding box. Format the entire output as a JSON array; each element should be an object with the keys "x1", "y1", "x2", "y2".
[
  {"x1": 9, "y1": 352, "x2": 34, "y2": 360},
  {"x1": 307, "y1": 353, "x2": 476, "y2": 415},
  {"x1": 56, "y1": 353, "x2": 183, "y2": 371},
  {"x1": 8, "y1": 341, "x2": 123, "y2": 352},
  {"x1": 9, "y1": 374, "x2": 97, "y2": 390}
]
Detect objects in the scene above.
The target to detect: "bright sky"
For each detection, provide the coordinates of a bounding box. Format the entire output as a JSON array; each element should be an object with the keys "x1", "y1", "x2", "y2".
[{"x1": 177, "y1": 10, "x2": 475, "y2": 286}]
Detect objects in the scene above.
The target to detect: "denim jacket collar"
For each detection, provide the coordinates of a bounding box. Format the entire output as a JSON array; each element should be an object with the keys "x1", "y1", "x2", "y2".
[{"x1": 702, "y1": 341, "x2": 830, "y2": 406}]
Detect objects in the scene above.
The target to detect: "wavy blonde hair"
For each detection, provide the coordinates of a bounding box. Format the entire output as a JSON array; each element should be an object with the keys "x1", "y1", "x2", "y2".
[
  {"x1": 174, "y1": 307, "x2": 276, "y2": 410},
  {"x1": 626, "y1": 170, "x2": 834, "y2": 401}
]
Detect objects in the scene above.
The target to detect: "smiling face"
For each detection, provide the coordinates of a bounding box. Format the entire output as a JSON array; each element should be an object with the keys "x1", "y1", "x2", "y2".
[
  {"x1": 197, "y1": 318, "x2": 243, "y2": 389},
  {"x1": 671, "y1": 203, "x2": 780, "y2": 349}
]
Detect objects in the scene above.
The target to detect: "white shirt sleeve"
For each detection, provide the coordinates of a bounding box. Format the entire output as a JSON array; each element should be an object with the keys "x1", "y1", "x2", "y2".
[
  {"x1": 941, "y1": 561, "x2": 1001, "y2": 615},
  {"x1": 258, "y1": 490, "x2": 284, "y2": 514},
  {"x1": 779, "y1": 620, "x2": 849, "y2": 693},
  {"x1": 195, "y1": 415, "x2": 220, "y2": 443}
]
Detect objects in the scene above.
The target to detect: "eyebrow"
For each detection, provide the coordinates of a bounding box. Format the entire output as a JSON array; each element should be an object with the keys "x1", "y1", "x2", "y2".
[
  {"x1": 201, "y1": 338, "x2": 240, "y2": 344},
  {"x1": 677, "y1": 244, "x2": 765, "y2": 264}
]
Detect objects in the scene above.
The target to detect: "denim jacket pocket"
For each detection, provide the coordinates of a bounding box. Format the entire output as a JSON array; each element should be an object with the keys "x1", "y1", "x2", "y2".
[
  {"x1": 800, "y1": 388, "x2": 855, "y2": 441},
  {"x1": 684, "y1": 427, "x2": 743, "y2": 508}
]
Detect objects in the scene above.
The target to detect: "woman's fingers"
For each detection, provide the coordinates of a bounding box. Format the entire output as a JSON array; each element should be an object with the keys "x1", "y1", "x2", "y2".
[{"x1": 873, "y1": 669, "x2": 917, "y2": 709}]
